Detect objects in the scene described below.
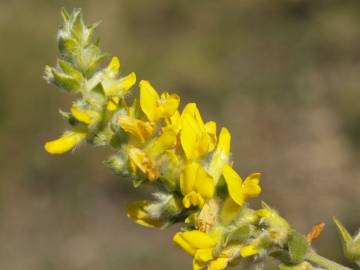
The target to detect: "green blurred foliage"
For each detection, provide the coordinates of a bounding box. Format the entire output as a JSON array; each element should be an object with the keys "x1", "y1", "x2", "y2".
[{"x1": 0, "y1": 0, "x2": 359, "y2": 269}]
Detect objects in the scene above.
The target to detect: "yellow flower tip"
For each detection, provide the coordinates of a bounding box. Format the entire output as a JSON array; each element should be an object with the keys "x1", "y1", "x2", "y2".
[
  {"x1": 208, "y1": 258, "x2": 229, "y2": 270},
  {"x1": 122, "y1": 72, "x2": 137, "y2": 91},
  {"x1": 108, "y1": 56, "x2": 121, "y2": 74},
  {"x1": 217, "y1": 127, "x2": 231, "y2": 155},
  {"x1": 243, "y1": 173, "x2": 262, "y2": 198},
  {"x1": 256, "y1": 209, "x2": 272, "y2": 218},
  {"x1": 128, "y1": 148, "x2": 159, "y2": 181},
  {"x1": 240, "y1": 245, "x2": 260, "y2": 257},
  {"x1": 180, "y1": 162, "x2": 215, "y2": 208},
  {"x1": 106, "y1": 96, "x2": 120, "y2": 112},
  {"x1": 205, "y1": 121, "x2": 217, "y2": 151},
  {"x1": 194, "y1": 248, "x2": 214, "y2": 263},
  {"x1": 183, "y1": 192, "x2": 205, "y2": 208},
  {"x1": 118, "y1": 116, "x2": 154, "y2": 143},
  {"x1": 157, "y1": 92, "x2": 180, "y2": 119},
  {"x1": 71, "y1": 106, "x2": 93, "y2": 124},
  {"x1": 176, "y1": 230, "x2": 217, "y2": 250},
  {"x1": 222, "y1": 164, "x2": 245, "y2": 206},
  {"x1": 127, "y1": 200, "x2": 164, "y2": 228},
  {"x1": 44, "y1": 130, "x2": 86, "y2": 154},
  {"x1": 139, "y1": 80, "x2": 159, "y2": 122},
  {"x1": 173, "y1": 232, "x2": 197, "y2": 256}
]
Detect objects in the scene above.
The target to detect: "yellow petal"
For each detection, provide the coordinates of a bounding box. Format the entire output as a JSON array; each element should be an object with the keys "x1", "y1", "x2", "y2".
[
  {"x1": 205, "y1": 121, "x2": 217, "y2": 152},
  {"x1": 128, "y1": 148, "x2": 159, "y2": 181},
  {"x1": 173, "y1": 232, "x2": 197, "y2": 256},
  {"x1": 169, "y1": 110, "x2": 182, "y2": 133},
  {"x1": 180, "y1": 113, "x2": 200, "y2": 160},
  {"x1": 193, "y1": 259, "x2": 207, "y2": 270},
  {"x1": 242, "y1": 173, "x2": 261, "y2": 198},
  {"x1": 195, "y1": 248, "x2": 214, "y2": 263},
  {"x1": 208, "y1": 258, "x2": 229, "y2": 270},
  {"x1": 104, "y1": 72, "x2": 136, "y2": 96},
  {"x1": 107, "y1": 56, "x2": 120, "y2": 76},
  {"x1": 195, "y1": 165, "x2": 214, "y2": 200},
  {"x1": 118, "y1": 116, "x2": 153, "y2": 143},
  {"x1": 183, "y1": 191, "x2": 205, "y2": 208},
  {"x1": 44, "y1": 130, "x2": 86, "y2": 154},
  {"x1": 220, "y1": 197, "x2": 242, "y2": 225},
  {"x1": 145, "y1": 129, "x2": 177, "y2": 159},
  {"x1": 106, "y1": 96, "x2": 120, "y2": 112},
  {"x1": 180, "y1": 162, "x2": 199, "y2": 195},
  {"x1": 217, "y1": 127, "x2": 231, "y2": 156},
  {"x1": 240, "y1": 245, "x2": 260, "y2": 257},
  {"x1": 193, "y1": 248, "x2": 214, "y2": 269},
  {"x1": 139, "y1": 80, "x2": 160, "y2": 122},
  {"x1": 157, "y1": 92, "x2": 180, "y2": 120},
  {"x1": 127, "y1": 200, "x2": 164, "y2": 228},
  {"x1": 71, "y1": 106, "x2": 93, "y2": 124},
  {"x1": 182, "y1": 103, "x2": 205, "y2": 128},
  {"x1": 178, "y1": 230, "x2": 217, "y2": 250},
  {"x1": 208, "y1": 127, "x2": 231, "y2": 183},
  {"x1": 222, "y1": 165, "x2": 245, "y2": 206},
  {"x1": 256, "y1": 209, "x2": 272, "y2": 218}
]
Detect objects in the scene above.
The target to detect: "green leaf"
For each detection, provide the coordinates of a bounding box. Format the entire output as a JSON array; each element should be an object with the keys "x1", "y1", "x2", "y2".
[{"x1": 287, "y1": 231, "x2": 310, "y2": 264}]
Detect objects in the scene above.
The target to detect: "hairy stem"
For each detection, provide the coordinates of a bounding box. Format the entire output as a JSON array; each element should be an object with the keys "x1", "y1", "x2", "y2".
[{"x1": 306, "y1": 251, "x2": 354, "y2": 270}]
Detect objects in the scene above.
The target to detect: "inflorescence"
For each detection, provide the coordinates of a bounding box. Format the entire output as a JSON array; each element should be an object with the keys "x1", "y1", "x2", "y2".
[{"x1": 44, "y1": 9, "x2": 359, "y2": 270}]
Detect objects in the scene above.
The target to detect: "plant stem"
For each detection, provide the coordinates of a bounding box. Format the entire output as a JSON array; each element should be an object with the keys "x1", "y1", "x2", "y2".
[{"x1": 305, "y1": 251, "x2": 354, "y2": 270}]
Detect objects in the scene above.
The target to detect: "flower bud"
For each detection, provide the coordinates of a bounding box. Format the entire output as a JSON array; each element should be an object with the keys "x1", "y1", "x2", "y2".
[{"x1": 333, "y1": 217, "x2": 360, "y2": 266}]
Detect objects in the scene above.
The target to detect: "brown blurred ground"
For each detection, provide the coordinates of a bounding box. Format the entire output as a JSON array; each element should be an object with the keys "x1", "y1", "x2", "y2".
[{"x1": 0, "y1": 0, "x2": 359, "y2": 269}]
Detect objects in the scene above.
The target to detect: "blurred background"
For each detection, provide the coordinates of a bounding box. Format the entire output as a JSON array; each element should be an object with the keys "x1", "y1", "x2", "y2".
[{"x1": 0, "y1": 0, "x2": 359, "y2": 269}]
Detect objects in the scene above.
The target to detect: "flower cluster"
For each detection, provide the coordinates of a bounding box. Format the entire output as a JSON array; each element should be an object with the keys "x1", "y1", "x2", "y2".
[{"x1": 45, "y1": 9, "x2": 358, "y2": 270}]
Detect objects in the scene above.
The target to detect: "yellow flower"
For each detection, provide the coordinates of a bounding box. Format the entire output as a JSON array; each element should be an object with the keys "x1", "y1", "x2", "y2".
[
  {"x1": 128, "y1": 147, "x2": 159, "y2": 181},
  {"x1": 102, "y1": 57, "x2": 136, "y2": 97},
  {"x1": 208, "y1": 127, "x2": 231, "y2": 182},
  {"x1": 180, "y1": 103, "x2": 217, "y2": 160},
  {"x1": 163, "y1": 110, "x2": 182, "y2": 134},
  {"x1": 208, "y1": 258, "x2": 229, "y2": 270},
  {"x1": 127, "y1": 200, "x2": 165, "y2": 228},
  {"x1": 222, "y1": 164, "x2": 261, "y2": 206},
  {"x1": 144, "y1": 129, "x2": 177, "y2": 159},
  {"x1": 208, "y1": 245, "x2": 241, "y2": 270},
  {"x1": 174, "y1": 230, "x2": 239, "y2": 270},
  {"x1": 44, "y1": 130, "x2": 86, "y2": 154},
  {"x1": 180, "y1": 162, "x2": 215, "y2": 208},
  {"x1": 118, "y1": 116, "x2": 154, "y2": 143},
  {"x1": 173, "y1": 230, "x2": 217, "y2": 255},
  {"x1": 106, "y1": 56, "x2": 120, "y2": 79},
  {"x1": 71, "y1": 104, "x2": 99, "y2": 125},
  {"x1": 140, "y1": 80, "x2": 180, "y2": 122}
]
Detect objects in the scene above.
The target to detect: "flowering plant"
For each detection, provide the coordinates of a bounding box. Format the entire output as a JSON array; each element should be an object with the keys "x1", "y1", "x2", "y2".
[{"x1": 44, "y1": 9, "x2": 359, "y2": 270}]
